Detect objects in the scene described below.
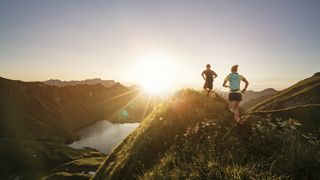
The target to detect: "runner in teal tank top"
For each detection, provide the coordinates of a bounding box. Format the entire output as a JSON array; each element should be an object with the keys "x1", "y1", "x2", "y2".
[{"x1": 223, "y1": 65, "x2": 249, "y2": 122}]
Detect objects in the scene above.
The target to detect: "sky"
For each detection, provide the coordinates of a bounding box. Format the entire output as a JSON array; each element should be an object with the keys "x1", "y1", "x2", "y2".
[{"x1": 1, "y1": 0, "x2": 320, "y2": 91}]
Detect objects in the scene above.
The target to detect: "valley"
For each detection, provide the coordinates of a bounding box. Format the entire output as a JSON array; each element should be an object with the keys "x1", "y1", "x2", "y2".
[{"x1": 1, "y1": 73, "x2": 319, "y2": 179}]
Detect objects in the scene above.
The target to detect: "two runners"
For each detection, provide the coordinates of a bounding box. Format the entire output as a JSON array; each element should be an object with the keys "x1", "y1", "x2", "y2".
[{"x1": 201, "y1": 64, "x2": 249, "y2": 122}]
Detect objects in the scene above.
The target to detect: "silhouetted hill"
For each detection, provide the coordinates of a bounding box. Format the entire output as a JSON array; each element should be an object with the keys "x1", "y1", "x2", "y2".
[
  {"x1": 44, "y1": 78, "x2": 116, "y2": 87},
  {"x1": 241, "y1": 88, "x2": 278, "y2": 111},
  {"x1": 242, "y1": 88, "x2": 277, "y2": 104},
  {"x1": 94, "y1": 90, "x2": 319, "y2": 179},
  {"x1": 252, "y1": 73, "x2": 320, "y2": 111},
  {"x1": 0, "y1": 77, "x2": 140, "y2": 179}
]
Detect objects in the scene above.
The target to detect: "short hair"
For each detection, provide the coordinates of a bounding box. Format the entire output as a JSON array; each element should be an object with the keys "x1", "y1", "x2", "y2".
[
  {"x1": 206, "y1": 64, "x2": 211, "y2": 68},
  {"x1": 231, "y1": 65, "x2": 238, "y2": 72}
]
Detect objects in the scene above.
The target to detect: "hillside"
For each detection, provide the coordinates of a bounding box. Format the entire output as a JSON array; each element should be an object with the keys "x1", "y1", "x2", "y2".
[
  {"x1": 241, "y1": 88, "x2": 277, "y2": 111},
  {"x1": 248, "y1": 73, "x2": 320, "y2": 133},
  {"x1": 94, "y1": 90, "x2": 320, "y2": 179},
  {"x1": 44, "y1": 78, "x2": 116, "y2": 87},
  {"x1": 250, "y1": 105, "x2": 320, "y2": 133},
  {"x1": 0, "y1": 77, "x2": 142, "y2": 179},
  {"x1": 219, "y1": 88, "x2": 277, "y2": 110},
  {"x1": 242, "y1": 96, "x2": 277, "y2": 112},
  {"x1": 252, "y1": 73, "x2": 320, "y2": 111},
  {"x1": 242, "y1": 88, "x2": 278, "y2": 105}
]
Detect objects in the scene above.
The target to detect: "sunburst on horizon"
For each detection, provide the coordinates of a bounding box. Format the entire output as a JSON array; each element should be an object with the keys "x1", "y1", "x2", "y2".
[{"x1": 130, "y1": 54, "x2": 180, "y2": 95}]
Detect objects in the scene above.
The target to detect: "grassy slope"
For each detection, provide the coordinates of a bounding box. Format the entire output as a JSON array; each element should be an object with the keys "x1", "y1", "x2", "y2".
[
  {"x1": 252, "y1": 74, "x2": 320, "y2": 111},
  {"x1": 250, "y1": 105, "x2": 320, "y2": 133},
  {"x1": 241, "y1": 88, "x2": 277, "y2": 105},
  {"x1": 94, "y1": 90, "x2": 320, "y2": 179},
  {"x1": 43, "y1": 152, "x2": 106, "y2": 180},
  {"x1": 241, "y1": 94, "x2": 275, "y2": 112},
  {"x1": 0, "y1": 77, "x2": 142, "y2": 179},
  {"x1": 94, "y1": 90, "x2": 232, "y2": 179},
  {"x1": 248, "y1": 73, "x2": 320, "y2": 134}
]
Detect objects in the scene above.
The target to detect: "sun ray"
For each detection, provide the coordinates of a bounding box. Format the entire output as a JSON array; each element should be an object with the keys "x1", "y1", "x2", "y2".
[
  {"x1": 102, "y1": 87, "x2": 141, "y2": 103},
  {"x1": 106, "y1": 91, "x2": 143, "y2": 120}
]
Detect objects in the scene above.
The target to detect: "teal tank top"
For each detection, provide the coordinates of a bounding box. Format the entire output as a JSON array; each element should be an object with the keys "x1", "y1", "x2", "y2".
[{"x1": 229, "y1": 73, "x2": 241, "y2": 91}]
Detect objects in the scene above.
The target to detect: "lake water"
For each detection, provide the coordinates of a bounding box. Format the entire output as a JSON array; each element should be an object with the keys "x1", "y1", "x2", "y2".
[{"x1": 69, "y1": 120, "x2": 139, "y2": 153}]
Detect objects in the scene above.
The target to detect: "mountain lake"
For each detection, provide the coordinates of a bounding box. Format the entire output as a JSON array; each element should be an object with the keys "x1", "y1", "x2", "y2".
[{"x1": 69, "y1": 120, "x2": 139, "y2": 153}]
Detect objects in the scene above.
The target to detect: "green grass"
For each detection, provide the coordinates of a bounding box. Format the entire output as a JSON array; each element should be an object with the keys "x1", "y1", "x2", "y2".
[
  {"x1": 94, "y1": 89, "x2": 320, "y2": 180},
  {"x1": 0, "y1": 137, "x2": 105, "y2": 179},
  {"x1": 252, "y1": 74, "x2": 320, "y2": 111},
  {"x1": 43, "y1": 156, "x2": 105, "y2": 180},
  {"x1": 43, "y1": 172, "x2": 91, "y2": 180},
  {"x1": 251, "y1": 104, "x2": 320, "y2": 133},
  {"x1": 139, "y1": 114, "x2": 319, "y2": 179}
]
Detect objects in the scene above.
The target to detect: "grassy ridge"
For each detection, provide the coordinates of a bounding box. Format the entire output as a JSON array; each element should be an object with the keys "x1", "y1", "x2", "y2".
[
  {"x1": 252, "y1": 73, "x2": 320, "y2": 111},
  {"x1": 94, "y1": 90, "x2": 232, "y2": 179},
  {"x1": 241, "y1": 94, "x2": 275, "y2": 112},
  {"x1": 94, "y1": 89, "x2": 320, "y2": 179}
]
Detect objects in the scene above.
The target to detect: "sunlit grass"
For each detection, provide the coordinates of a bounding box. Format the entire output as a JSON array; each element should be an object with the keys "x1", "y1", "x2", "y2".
[{"x1": 94, "y1": 89, "x2": 320, "y2": 180}]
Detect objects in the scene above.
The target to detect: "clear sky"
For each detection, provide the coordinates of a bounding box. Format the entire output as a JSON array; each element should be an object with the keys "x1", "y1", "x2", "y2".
[{"x1": 1, "y1": 0, "x2": 319, "y2": 91}]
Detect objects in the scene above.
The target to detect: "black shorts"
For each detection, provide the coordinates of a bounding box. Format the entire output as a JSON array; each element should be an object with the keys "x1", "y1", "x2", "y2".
[
  {"x1": 228, "y1": 93, "x2": 242, "y2": 101},
  {"x1": 203, "y1": 81, "x2": 213, "y2": 90}
]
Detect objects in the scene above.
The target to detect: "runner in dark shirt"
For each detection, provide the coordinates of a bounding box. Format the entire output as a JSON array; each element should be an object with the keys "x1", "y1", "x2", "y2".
[{"x1": 201, "y1": 64, "x2": 218, "y2": 96}]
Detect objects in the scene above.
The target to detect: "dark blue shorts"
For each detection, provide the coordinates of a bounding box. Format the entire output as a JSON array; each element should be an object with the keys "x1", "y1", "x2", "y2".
[{"x1": 228, "y1": 93, "x2": 242, "y2": 101}]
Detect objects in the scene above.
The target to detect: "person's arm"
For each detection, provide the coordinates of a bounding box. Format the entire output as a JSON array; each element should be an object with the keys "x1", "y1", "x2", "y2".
[
  {"x1": 201, "y1": 71, "x2": 206, "y2": 80},
  {"x1": 241, "y1": 77, "x2": 249, "y2": 93},
  {"x1": 223, "y1": 74, "x2": 229, "y2": 88},
  {"x1": 222, "y1": 80, "x2": 228, "y2": 88},
  {"x1": 213, "y1": 71, "x2": 218, "y2": 78}
]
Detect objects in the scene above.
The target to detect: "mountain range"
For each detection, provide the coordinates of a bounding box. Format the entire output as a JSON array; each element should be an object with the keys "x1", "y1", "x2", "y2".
[
  {"x1": 44, "y1": 78, "x2": 116, "y2": 88},
  {"x1": 0, "y1": 77, "x2": 143, "y2": 179},
  {"x1": 1, "y1": 72, "x2": 319, "y2": 179}
]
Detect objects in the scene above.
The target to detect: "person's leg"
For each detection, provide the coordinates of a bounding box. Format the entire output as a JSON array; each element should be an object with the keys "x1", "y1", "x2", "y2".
[
  {"x1": 228, "y1": 101, "x2": 236, "y2": 113},
  {"x1": 230, "y1": 101, "x2": 239, "y2": 121},
  {"x1": 207, "y1": 88, "x2": 211, "y2": 96},
  {"x1": 203, "y1": 88, "x2": 208, "y2": 95},
  {"x1": 234, "y1": 101, "x2": 240, "y2": 122},
  {"x1": 203, "y1": 82, "x2": 208, "y2": 95},
  {"x1": 235, "y1": 93, "x2": 243, "y2": 122}
]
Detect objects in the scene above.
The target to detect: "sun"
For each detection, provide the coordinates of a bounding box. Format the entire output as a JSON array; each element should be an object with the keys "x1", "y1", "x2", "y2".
[{"x1": 132, "y1": 54, "x2": 178, "y2": 95}]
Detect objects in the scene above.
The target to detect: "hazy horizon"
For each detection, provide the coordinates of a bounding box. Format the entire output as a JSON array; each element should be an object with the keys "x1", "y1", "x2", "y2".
[{"x1": 1, "y1": 0, "x2": 320, "y2": 91}]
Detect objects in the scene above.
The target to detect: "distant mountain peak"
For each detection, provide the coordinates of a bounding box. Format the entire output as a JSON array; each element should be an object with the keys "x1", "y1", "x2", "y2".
[
  {"x1": 111, "y1": 82, "x2": 126, "y2": 89},
  {"x1": 313, "y1": 72, "x2": 320, "y2": 77},
  {"x1": 261, "y1": 88, "x2": 277, "y2": 93},
  {"x1": 44, "y1": 78, "x2": 116, "y2": 87},
  {"x1": 241, "y1": 88, "x2": 278, "y2": 105}
]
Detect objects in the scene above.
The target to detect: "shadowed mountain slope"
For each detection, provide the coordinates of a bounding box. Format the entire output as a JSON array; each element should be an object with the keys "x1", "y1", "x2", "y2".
[
  {"x1": 242, "y1": 88, "x2": 278, "y2": 105},
  {"x1": 0, "y1": 77, "x2": 140, "y2": 179},
  {"x1": 241, "y1": 88, "x2": 278, "y2": 111},
  {"x1": 44, "y1": 78, "x2": 116, "y2": 88},
  {"x1": 252, "y1": 73, "x2": 320, "y2": 111}
]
